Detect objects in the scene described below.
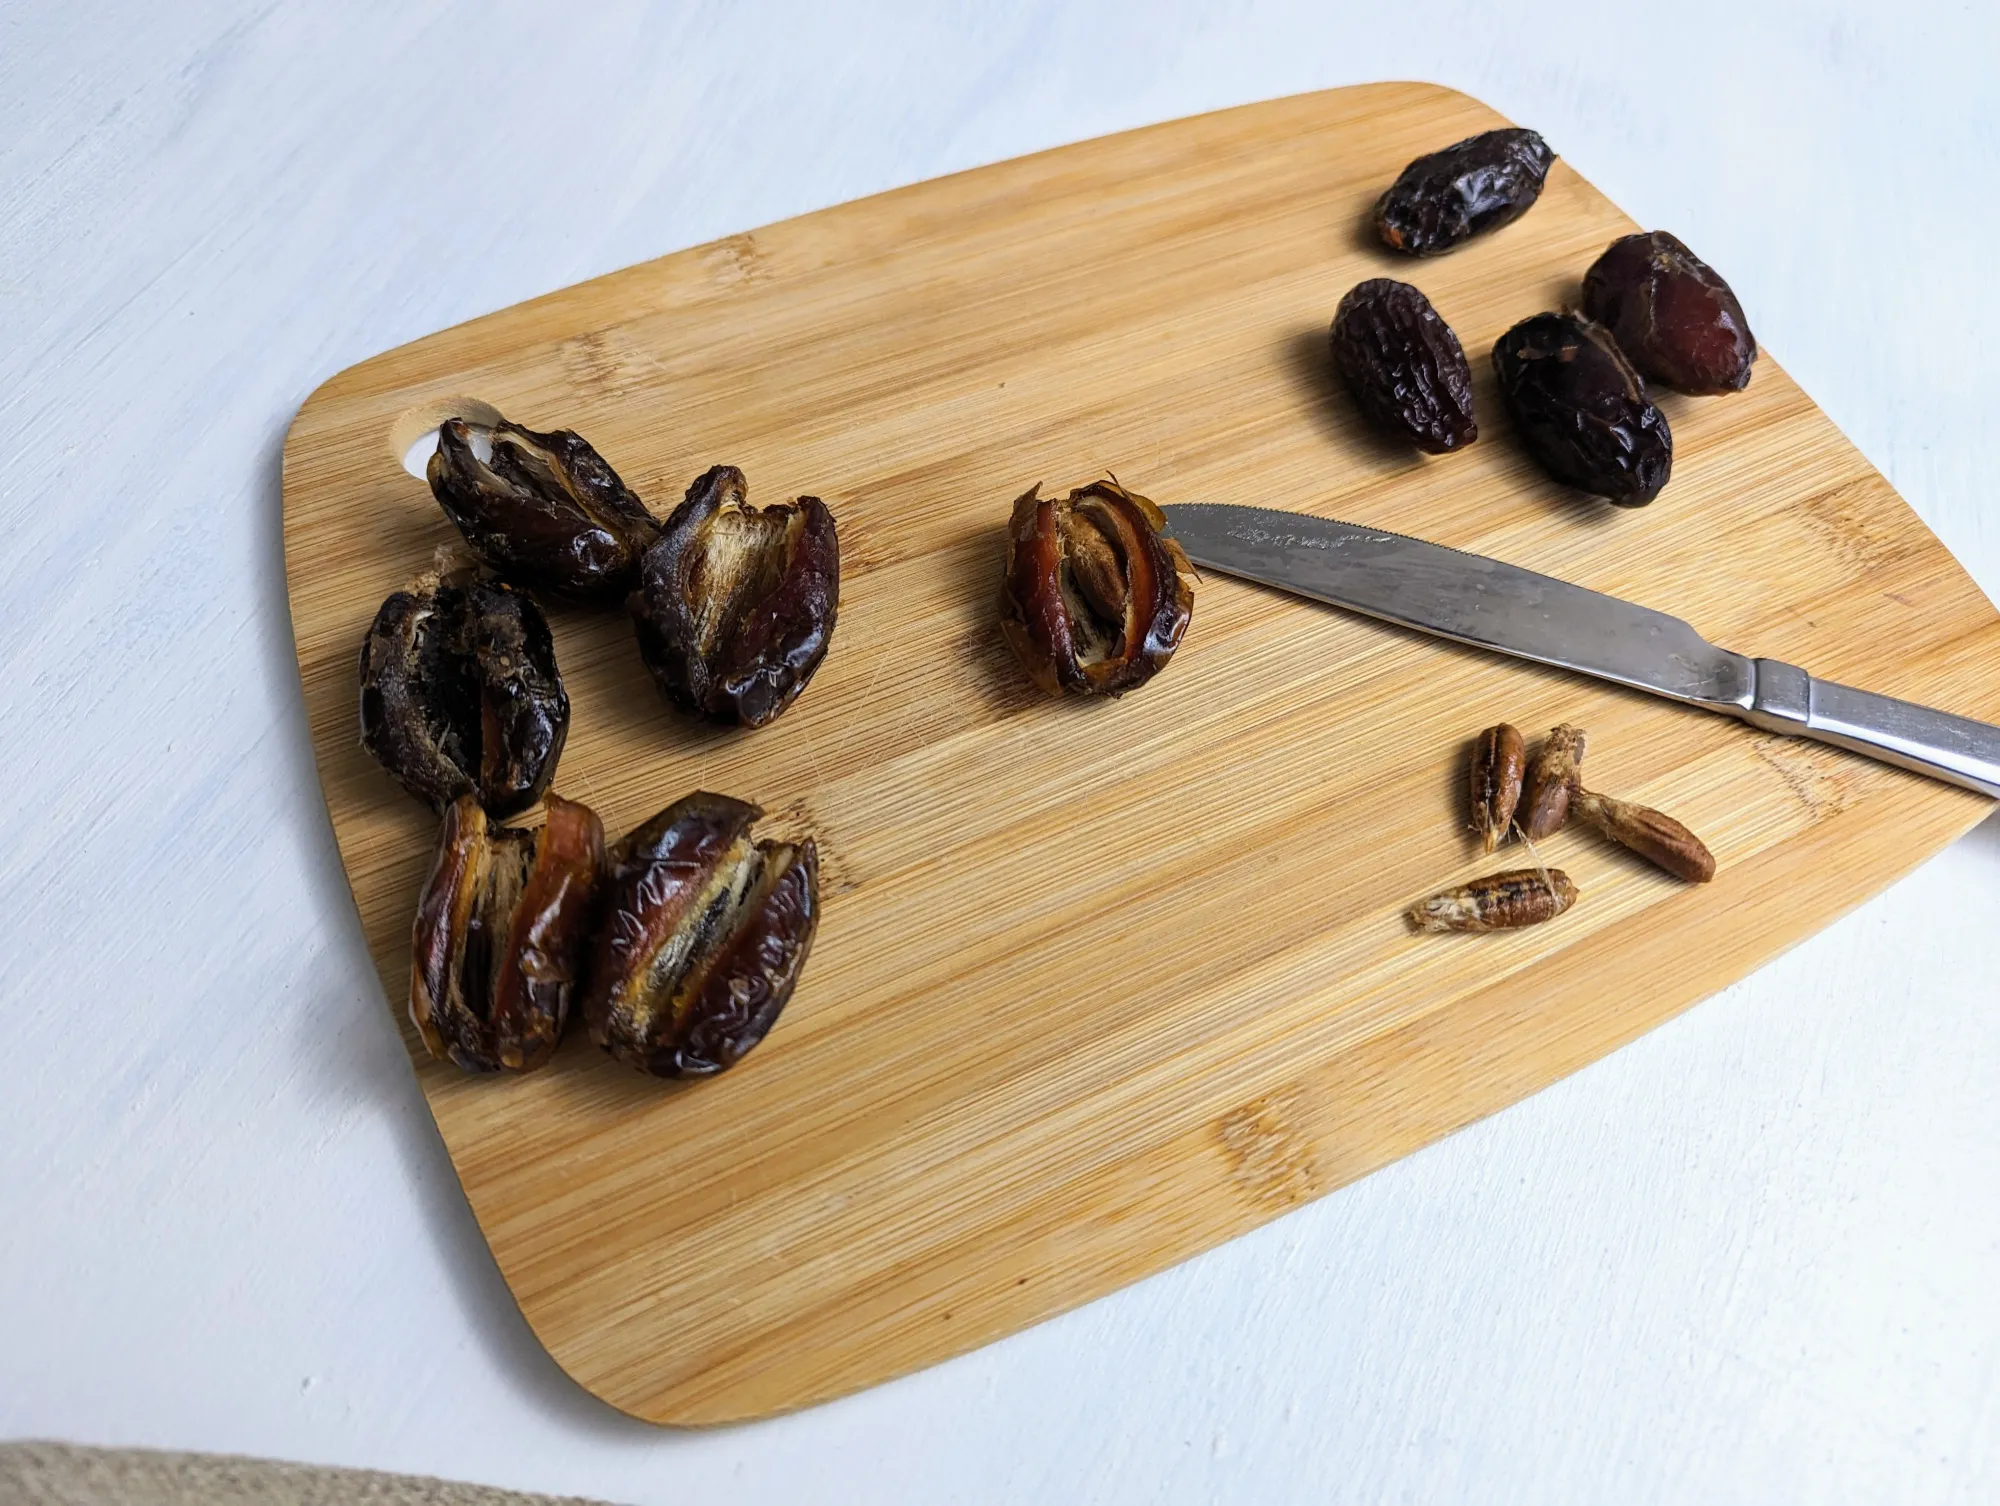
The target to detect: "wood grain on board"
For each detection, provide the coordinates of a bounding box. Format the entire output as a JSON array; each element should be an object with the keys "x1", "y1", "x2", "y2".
[{"x1": 281, "y1": 82, "x2": 2000, "y2": 1423}]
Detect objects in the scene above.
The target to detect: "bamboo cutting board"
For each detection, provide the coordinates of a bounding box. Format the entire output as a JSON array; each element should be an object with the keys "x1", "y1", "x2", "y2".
[{"x1": 283, "y1": 82, "x2": 2000, "y2": 1424}]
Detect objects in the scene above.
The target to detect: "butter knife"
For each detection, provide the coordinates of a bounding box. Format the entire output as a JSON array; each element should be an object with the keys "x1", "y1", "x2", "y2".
[{"x1": 1160, "y1": 503, "x2": 2000, "y2": 798}]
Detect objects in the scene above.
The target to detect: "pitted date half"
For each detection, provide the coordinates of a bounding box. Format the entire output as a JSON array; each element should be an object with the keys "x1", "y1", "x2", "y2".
[
  {"x1": 1374, "y1": 128, "x2": 1554, "y2": 256},
  {"x1": 583, "y1": 792, "x2": 819, "y2": 1078},
  {"x1": 630, "y1": 465, "x2": 839, "y2": 729},
  {"x1": 358, "y1": 561, "x2": 568, "y2": 816},
  {"x1": 1000, "y1": 478, "x2": 1196, "y2": 698},
  {"x1": 1492, "y1": 313, "x2": 1673, "y2": 506},
  {"x1": 411, "y1": 793, "x2": 604, "y2": 1073},
  {"x1": 1331, "y1": 279, "x2": 1478, "y2": 453},
  {"x1": 429, "y1": 416, "x2": 661, "y2": 602},
  {"x1": 1582, "y1": 231, "x2": 1757, "y2": 395}
]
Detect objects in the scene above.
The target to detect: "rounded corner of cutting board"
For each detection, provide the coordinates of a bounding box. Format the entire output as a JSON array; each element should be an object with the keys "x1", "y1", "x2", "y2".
[
  {"x1": 282, "y1": 81, "x2": 2000, "y2": 1425},
  {"x1": 1353, "y1": 77, "x2": 1503, "y2": 113}
]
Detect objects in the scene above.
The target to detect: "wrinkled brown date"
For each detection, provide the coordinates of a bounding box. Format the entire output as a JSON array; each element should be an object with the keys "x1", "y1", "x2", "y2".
[
  {"x1": 1408, "y1": 868, "x2": 1578, "y2": 932},
  {"x1": 1492, "y1": 314, "x2": 1673, "y2": 505},
  {"x1": 1582, "y1": 231, "x2": 1757, "y2": 395},
  {"x1": 429, "y1": 416, "x2": 661, "y2": 602},
  {"x1": 630, "y1": 465, "x2": 839, "y2": 729},
  {"x1": 1000, "y1": 479, "x2": 1196, "y2": 697},
  {"x1": 1469, "y1": 722, "x2": 1526, "y2": 853},
  {"x1": 1375, "y1": 128, "x2": 1555, "y2": 256},
  {"x1": 1331, "y1": 279, "x2": 1478, "y2": 453},
  {"x1": 358, "y1": 561, "x2": 568, "y2": 817},
  {"x1": 583, "y1": 793, "x2": 819, "y2": 1078},
  {"x1": 410, "y1": 793, "x2": 605, "y2": 1073}
]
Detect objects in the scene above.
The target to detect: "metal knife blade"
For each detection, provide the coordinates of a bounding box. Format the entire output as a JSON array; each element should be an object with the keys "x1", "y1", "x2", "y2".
[{"x1": 1159, "y1": 503, "x2": 2000, "y2": 798}]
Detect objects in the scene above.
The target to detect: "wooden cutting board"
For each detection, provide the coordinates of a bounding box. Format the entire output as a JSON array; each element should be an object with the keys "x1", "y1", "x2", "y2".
[{"x1": 282, "y1": 82, "x2": 2000, "y2": 1424}]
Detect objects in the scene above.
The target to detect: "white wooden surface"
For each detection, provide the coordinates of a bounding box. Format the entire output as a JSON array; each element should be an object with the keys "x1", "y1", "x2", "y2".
[{"x1": 3, "y1": 3, "x2": 1996, "y2": 1502}]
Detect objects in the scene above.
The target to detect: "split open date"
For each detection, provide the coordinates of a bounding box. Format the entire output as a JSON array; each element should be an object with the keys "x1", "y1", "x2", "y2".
[
  {"x1": 358, "y1": 560, "x2": 568, "y2": 818},
  {"x1": 429, "y1": 418, "x2": 662, "y2": 603},
  {"x1": 631, "y1": 465, "x2": 839, "y2": 729},
  {"x1": 407, "y1": 791, "x2": 819, "y2": 1077},
  {"x1": 999, "y1": 478, "x2": 1196, "y2": 698}
]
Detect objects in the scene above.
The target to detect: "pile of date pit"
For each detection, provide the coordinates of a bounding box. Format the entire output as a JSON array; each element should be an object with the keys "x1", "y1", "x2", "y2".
[
  {"x1": 360, "y1": 421, "x2": 1196, "y2": 1079},
  {"x1": 1409, "y1": 721, "x2": 1716, "y2": 935}
]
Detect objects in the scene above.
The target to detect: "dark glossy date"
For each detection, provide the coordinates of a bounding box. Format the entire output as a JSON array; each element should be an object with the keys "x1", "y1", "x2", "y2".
[
  {"x1": 1000, "y1": 478, "x2": 1196, "y2": 698},
  {"x1": 1375, "y1": 128, "x2": 1554, "y2": 256},
  {"x1": 411, "y1": 793, "x2": 604, "y2": 1072},
  {"x1": 429, "y1": 417, "x2": 661, "y2": 602},
  {"x1": 1331, "y1": 279, "x2": 1477, "y2": 453},
  {"x1": 358, "y1": 560, "x2": 568, "y2": 816},
  {"x1": 1582, "y1": 231, "x2": 1757, "y2": 395},
  {"x1": 1492, "y1": 313, "x2": 1673, "y2": 506},
  {"x1": 582, "y1": 792, "x2": 818, "y2": 1079},
  {"x1": 630, "y1": 465, "x2": 839, "y2": 729}
]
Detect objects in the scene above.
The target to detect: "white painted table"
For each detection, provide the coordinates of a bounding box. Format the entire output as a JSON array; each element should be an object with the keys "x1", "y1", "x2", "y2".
[{"x1": 5, "y1": 4, "x2": 1997, "y2": 1502}]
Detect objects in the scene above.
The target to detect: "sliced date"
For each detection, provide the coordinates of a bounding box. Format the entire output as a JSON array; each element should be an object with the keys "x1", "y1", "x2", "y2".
[
  {"x1": 358, "y1": 560, "x2": 568, "y2": 816},
  {"x1": 410, "y1": 793, "x2": 604, "y2": 1073},
  {"x1": 429, "y1": 416, "x2": 661, "y2": 602},
  {"x1": 582, "y1": 792, "x2": 819, "y2": 1078},
  {"x1": 999, "y1": 478, "x2": 1196, "y2": 698},
  {"x1": 630, "y1": 465, "x2": 839, "y2": 729}
]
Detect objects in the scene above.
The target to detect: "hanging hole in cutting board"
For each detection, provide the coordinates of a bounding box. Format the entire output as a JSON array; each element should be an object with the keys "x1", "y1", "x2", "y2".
[{"x1": 388, "y1": 396, "x2": 505, "y2": 479}]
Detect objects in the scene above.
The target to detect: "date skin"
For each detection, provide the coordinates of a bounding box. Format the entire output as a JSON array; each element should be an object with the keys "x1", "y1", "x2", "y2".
[
  {"x1": 1492, "y1": 314, "x2": 1673, "y2": 506},
  {"x1": 582, "y1": 792, "x2": 819, "y2": 1079},
  {"x1": 1375, "y1": 128, "x2": 1555, "y2": 256},
  {"x1": 429, "y1": 417, "x2": 661, "y2": 602},
  {"x1": 630, "y1": 465, "x2": 840, "y2": 729},
  {"x1": 410, "y1": 793, "x2": 604, "y2": 1073},
  {"x1": 358, "y1": 562, "x2": 568, "y2": 816},
  {"x1": 1000, "y1": 478, "x2": 1196, "y2": 697},
  {"x1": 1331, "y1": 279, "x2": 1477, "y2": 453},
  {"x1": 1582, "y1": 231, "x2": 1757, "y2": 395}
]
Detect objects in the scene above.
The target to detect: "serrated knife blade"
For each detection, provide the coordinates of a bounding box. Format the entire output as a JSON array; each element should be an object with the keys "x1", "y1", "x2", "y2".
[{"x1": 1159, "y1": 503, "x2": 2000, "y2": 798}]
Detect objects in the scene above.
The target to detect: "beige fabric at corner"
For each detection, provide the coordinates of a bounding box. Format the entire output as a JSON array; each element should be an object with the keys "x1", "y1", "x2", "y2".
[{"x1": 0, "y1": 1442, "x2": 622, "y2": 1506}]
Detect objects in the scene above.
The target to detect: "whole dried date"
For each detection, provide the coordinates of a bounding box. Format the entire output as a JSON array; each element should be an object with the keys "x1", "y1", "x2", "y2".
[
  {"x1": 1492, "y1": 314, "x2": 1673, "y2": 506},
  {"x1": 1469, "y1": 722, "x2": 1526, "y2": 853},
  {"x1": 1330, "y1": 279, "x2": 1478, "y2": 453},
  {"x1": 1574, "y1": 789, "x2": 1716, "y2": 882},
  {"x1": 1000, "y1": 478, "x2": 1197, "y2": 697},
  {"x1": 429, "y1": 416, "x2": 661, "y2": 602},
  {"x1": 358, "y1": 560, "x2": 568, "y2": 816},
  {"x1": 1408, "y1": 868, "x2": 1578, "y2": 932},
  {"x1": 1521, "y1": 723, "x2": 1586, "y2": 840},
  {"x1": 630, "y1": 465, "x2": 839, "y2": 728},
  {"x1": 1582, "y1": 231, "x2": 1756, "y2": 395},
  {"x1": 1374, "y1": 128, "x2": 1555, "y2": 256},
  {"x1": 583, "y1": 792, "x2": 819, "y2": 1078},
  {"x1": 411, "y1": 793, "x2": 605, "y2": 1072}
]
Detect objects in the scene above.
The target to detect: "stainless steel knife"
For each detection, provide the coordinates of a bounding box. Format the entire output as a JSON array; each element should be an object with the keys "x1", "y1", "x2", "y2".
[{"x1": 1160, "y1": 503, "x2": 2000, "y2": 799}]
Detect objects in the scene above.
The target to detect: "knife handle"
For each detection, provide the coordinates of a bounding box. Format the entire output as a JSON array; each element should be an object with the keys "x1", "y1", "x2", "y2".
[{"x1": 1740, "y1": 658, "x2": 2000, "y2": 798}]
